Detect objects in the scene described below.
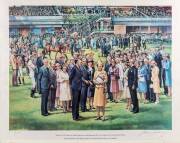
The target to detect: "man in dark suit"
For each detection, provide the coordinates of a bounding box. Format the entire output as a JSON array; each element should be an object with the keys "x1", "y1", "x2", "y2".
[
  {"x1": 118, "y1": 35, "x2": 123, "y2": 49},
  {"x1": 69, "y1": 58, "x2": 82, "y2": 121},
  {"x1": 36, "y1": 51, "x2": 44, "y2": 72},
  {"x1": 137, "y1": 35, "x2": 141, "y2": 50},
  {"x1": 144, "y1": 58, "x2": 151, "y2": 101},
  {"x1": 100, "y1": 38, "x2": 105, "y2": 57},
  {"x1": 80, "y1": 58, "x2": 89, "y2": 112},
  {"x1": 70, "y1": 38, "x2": 74, "y2": 56},
  {"x1": 38, "y1": 58, "x2": 50, "y2": 116},
  {"x1": 36, "y1": 51, "x2": 44, "y2": 92},
  {"x1": 104, "y1": 58, "x2": 113, "y2": 101},
  {"x1": 128, "y1": 59, "x2": 139, "y2": 113}
]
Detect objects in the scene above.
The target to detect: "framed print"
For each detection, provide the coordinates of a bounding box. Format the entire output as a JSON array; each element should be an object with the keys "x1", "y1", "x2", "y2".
[{"x1": 0, "y1": 0, "x2": 180, "y2": 143}]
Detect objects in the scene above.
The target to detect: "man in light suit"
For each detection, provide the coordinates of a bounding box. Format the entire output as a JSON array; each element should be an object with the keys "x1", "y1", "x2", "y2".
[
  {"x1": 48, "y1": 60, "x2": 57, "y2": 111},
  {"x1": 38, "y1": 58, "x2": 50, "y2": 116}
]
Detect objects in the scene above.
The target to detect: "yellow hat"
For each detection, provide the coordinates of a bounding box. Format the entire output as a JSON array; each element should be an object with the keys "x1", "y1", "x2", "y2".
[{"x1": 97, "y1": 60, "x2": 103, "y2": 66}]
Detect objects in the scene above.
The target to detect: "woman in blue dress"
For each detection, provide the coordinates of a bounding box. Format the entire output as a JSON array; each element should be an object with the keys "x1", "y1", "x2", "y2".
[
  {"x1": 137, "y1": 61, "x2": 148, "y2": 103},
  {"x1": 164, "y1": 54, "x2": 172, "y2": 96}
]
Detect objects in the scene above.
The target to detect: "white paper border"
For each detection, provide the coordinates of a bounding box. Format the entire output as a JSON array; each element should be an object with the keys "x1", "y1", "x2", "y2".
[{"x1": 0, "y1": 0, "x2": 180, "y2": 143}]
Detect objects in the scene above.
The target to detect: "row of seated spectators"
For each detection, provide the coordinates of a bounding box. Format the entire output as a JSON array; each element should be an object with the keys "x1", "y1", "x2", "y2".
[
  {"x1": 9, "y1": 6, "x2": 171, "y2": 17},
  {"x1": 58, "y1": 6, "x2": 110, "y2": 16},
  {"x1": 112, "y1": 8, "x2": 144, "y2": 17},
  {"x1": 137, "y1": 6, "x2": 171, "y2": 17},
  {"x1": 9, "y1": 6, "x2": 58, "y2": 16},
  {"x1": 9, "y1": 6, "x2": 110, "y2": 16},
  {"x1": 112, "y1": 6, "x2": 171, "y2": 17}
]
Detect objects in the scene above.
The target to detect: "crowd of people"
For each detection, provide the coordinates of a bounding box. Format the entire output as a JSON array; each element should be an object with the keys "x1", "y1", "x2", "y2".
[
  {"x1": 10, "y1": 30, "x2": 172, "y2": 121},
  {"x1": 10, "y1": 29, "x2": 172, "y2": 66},
  {"x1": 9, "y1": 6, "x2": 59, "y2": 16},
  {"x1": 137, "y1": 6, "x2": 172, "y2": 17},
  {"x1": 9, "y1": 6, "x2": 171, "y2": 18},
  {"x1": 9, "y1": 6, "x2": 110, "y2": 16},
  {"x1": 9, "y1": 6, "x2": 172, "y2": 42},
  {"x1": 112, "y1": 6, "x2": 172, "y2": 17},
  {"x1": 112, "y1": 7, "x2": 145, "y2": 17}
]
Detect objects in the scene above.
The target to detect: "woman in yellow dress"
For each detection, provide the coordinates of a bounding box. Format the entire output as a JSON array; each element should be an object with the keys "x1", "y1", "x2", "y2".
[
  {"x1": 93, "y1": 61, "x2": 107, "y2": 121},
  {"x1": 151, "y1": 60, "x2": 161, "y2": 104}
]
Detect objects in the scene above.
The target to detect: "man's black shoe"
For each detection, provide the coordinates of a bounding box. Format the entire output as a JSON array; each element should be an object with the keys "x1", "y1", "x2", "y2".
[
  {"x1": 42, "y1": 113, "x2": 48, "y2": 116},
  {"x1": 73, "y1": 118, "x2": 79, "y2": 121},
  {"x1": 133, "y1": 111, "x2": 139, "y2": 114}
]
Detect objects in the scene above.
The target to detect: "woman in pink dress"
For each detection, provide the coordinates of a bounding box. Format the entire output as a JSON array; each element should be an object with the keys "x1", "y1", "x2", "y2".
[
  {"x1": 108, "y1": 59, "x2": 119, "y2": 103},
  {"x1": 116, "y1": 58, "x2": 124, "y2": 100},
  {"x1": 56, "y1": 63, "x2": 62, "y2": 108}
]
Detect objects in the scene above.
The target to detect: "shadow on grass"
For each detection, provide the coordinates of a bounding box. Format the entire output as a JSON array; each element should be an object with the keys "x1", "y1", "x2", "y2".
[{"x1": 9, "y1": 116, "x2": 172, "y2": 130}]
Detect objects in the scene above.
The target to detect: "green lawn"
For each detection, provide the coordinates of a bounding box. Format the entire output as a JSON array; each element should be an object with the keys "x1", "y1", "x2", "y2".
[
  {"x1": 9, "y1": 74, "x2": 172, "y2": 130},
  {"x1": 9, "y1": 46, "x2": 172, "y2": 130}
]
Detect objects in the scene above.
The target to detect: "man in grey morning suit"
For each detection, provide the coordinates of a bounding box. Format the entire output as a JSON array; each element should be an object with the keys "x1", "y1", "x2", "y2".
[{"x1": 38, "y1": 58, "x2": 50, "y2": 116}]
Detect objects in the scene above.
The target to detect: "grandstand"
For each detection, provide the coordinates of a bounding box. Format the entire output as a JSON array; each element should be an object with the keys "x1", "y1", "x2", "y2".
[
  {"x1": 9, "y1": 6, "x2": 171, "y2": 37},
  {"x1": 9, "y1": 6, "x2": 171, "y2": 17}
]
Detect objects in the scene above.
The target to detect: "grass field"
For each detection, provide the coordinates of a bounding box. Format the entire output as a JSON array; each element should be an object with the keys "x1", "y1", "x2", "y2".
[
  {"x1": 9, "y1": 45, "x2": 172, "y2": 130},
  {"x1": 9, "y1": 76, "x2": 172, "y2": 130}
]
